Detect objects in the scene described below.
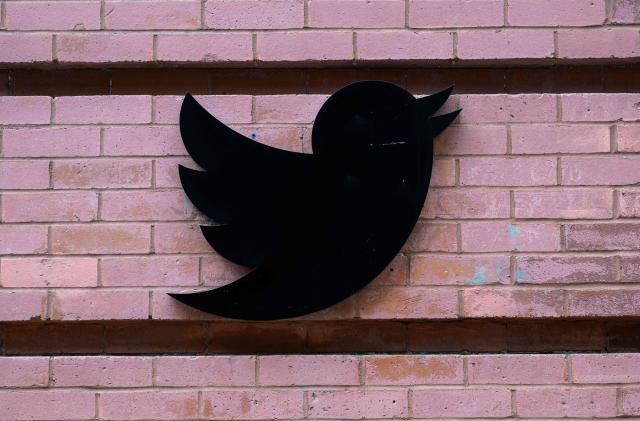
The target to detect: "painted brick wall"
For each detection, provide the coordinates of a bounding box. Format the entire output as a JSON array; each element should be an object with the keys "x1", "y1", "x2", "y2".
[
  {"x1": 0, "y1": 0, "x2": 639, "y2": 66},
  {"x1": 2, "y1": 353, "x2": 640, "y2": 419},
  {"x1": 1, "y1": 93, "x2": 640, "y2": 321}
]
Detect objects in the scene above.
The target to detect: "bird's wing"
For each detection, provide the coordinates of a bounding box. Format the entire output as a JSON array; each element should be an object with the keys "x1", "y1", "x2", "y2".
[{"x1": 179, "y1": 93, "x2": 316, "y2": 268}]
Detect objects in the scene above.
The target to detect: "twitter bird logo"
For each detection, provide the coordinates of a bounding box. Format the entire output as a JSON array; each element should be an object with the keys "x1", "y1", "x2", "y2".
[{"x1": 170, "y1": 80, "x2": 460, "y2": 320}]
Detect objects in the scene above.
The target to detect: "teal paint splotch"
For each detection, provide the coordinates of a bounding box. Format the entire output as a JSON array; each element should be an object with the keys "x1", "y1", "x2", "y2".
[
  {"x1": 516, "y1": 267, "x2": 527, "y2": 283},
  {"x1": 495, "y1": 261, "x2": 503, "y2": 282},
  {"x1": 508, "y1": 225, "x2": 521, "y2": 237},
  {"x1": 466, "y1": 266, "x2": 487, "y2": 285}
]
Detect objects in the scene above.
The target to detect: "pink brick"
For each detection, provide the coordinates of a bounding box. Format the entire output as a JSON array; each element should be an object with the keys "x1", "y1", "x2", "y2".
[
  {"x1": 622, "y1": 256, "x2": 640, "y2": 281},
  {"x1": 458, "y1": 29, "x2": 554, "y2": 60},
  {"x1": 567, "y1": 289, "x2": 640, "y2": 316},
  {"x1": 153, "y1": 95, "x2": 252, "y2": 124},
  {"x1": 468, "y1": 354, "x2": 567, "y2": 384},
  {"x1": 517, "y1": 387, "x2": 616, "y2": 418},
  {"x1": 435, "y1": 125, "x2": 507, "y2": 155},
  {"x1": 562, "y1": 156, "x2": 640, "y2": 186},
  {"x1": 103, "y1": 126, "x2": 185, "y2": 156},
  {"x1": 0, "y1": 357, "x2": 49, "y2": 387},
  {"x1": 157, "y1": 33, "x2": 253, "y2": 63},
  {"x1": 0, "y1": 96, "x2": 50, "y2": 124},
  {"x1": 567, "y1": 223, "x2": 640, "y2": 251},
  {"x1": 618, "y1": 124, "x2": 640, "y2": 152},
  {"x1": 102, "y1": 391, "x2": 197, "y2": 420},
  {"x1": 422, "y1": 188, "x2": 510, "y2": 219},
  {"x1": 5, "y1": 1, "x2": 100, "y2": 30},
  {"x1": 50, "y1": 290, "x2": 149, "y2": 320},
  {"x1": 410, "y1": 255, "x2": 510, "y2": 285},
  {"x1": 57, "y1": 33, "x2": 153, "y2": 63},
  {"x1": 105, "y1": 0, "x2": 200, "y2": 29},
  {"x1": 52, "y1": 356, "x2": 151, "y2": 387},
  {"x1": 431, "y1": 159, "x2": 456, "y2": 186},
  {"x1": 50, "y1": 224, "x2": 150, "y2": 254},
  {"x1": 55, "y1": 96, "x2": 151, "y2": 124},
  {"x1": 0, "y1": 34, "x2": 52, "y2": 63},
  {"x1": 201, "y1": 255, "x2": 250, "y2": 287},
  {"x1": 621, "y1": 190, "x2": 640, "y2": 217},
  {"x1": 0, "y1": 161, "x2": 50, "y2": 189},
  {"x1": 624, "y1": 388, "x2": 640, "y2": 415},
  {"x1": 309, "y1": 0, "x2": 404, "y2": 28},
  {"x1": 365, "y1": 355, "x2": 463, "y2": 385},
  {"x1": 562, "y1": 93, "x2": 640, "y2": 122},
  {"x1": 155, "y1": 158, "x2": 196, "y2": 188},
  {"x1": 258, "y1": 355, "x2": 359, "y2": 386},
  {"x1": 358, "y1": 287, "x2": 458, "y2": 319},
  {"x1": 308, "y1": 390, "x2": 408, "y2": 419},
  {"x1": 613, "y1": 0, "x2": 640, "y2": 23},
  {"x1": 156, "y1": 356, "x2": 255, "y2": 386},
  {"x1": 413, "y1": 388, "x2": 511, "y2": 418},
  {"x1": 460, "y1": 157, "x2": 556, "y2": 186},
  {"x1": 516, "y1": 256, "x2": 617, "y2": 284},
  {"x1": 410, "y1": 0, "x2": 503, "y2": 27},
  {"x1": 154, "y1": 223, "x2": 213, "y2": 254},
  {"x1": 100, "y1": 256, "x2": 199, "y2": 287},
  {"x1": 2, "y1": 192, "x2": 98, "y2": 222},
  {"x1": 457, "y1": 94, "x2": 557, "y2": 123},
  {"x1": 258, "y1": 31, "x2": 353, "y2": 62},
  {"x1": 403, "y1": 222, "x2": 457, "y2": 252},
  {"x1": 0, "y1": 225, "x2": 48, "y2": 255},
  {"x1": 462, "y1": 223, "x2": 560, "y2": 252},
  {"x1": 508, "y1": 0, "x2": 606, "y2": 26},
  {"x1": 234, "y1": 126, "x2": 303, "y2": 152},
  {"x1": 0, "y1": 291, "x2": 47, "y2": 321},
  {"x1": 101, "y1": 191, "x2": 198, "y2": 221},
  {"x1": 0, "y1": 391, "x2": 95, "y2": 421},
  {"x1": 52, "y1": 159, "x2": 152, "y2": 189},
  {"x1": 463, "y1": 288, "x2": 565, "y2": 317},
  {"x1": 150, "y1": 289, "x2": 219, "y2": 321},
  {"x1": 515, "y1": 189, "x2": 613, "y2": 219},
  {"x1": 1, "y1": 258, "x2": 98, "y2": 287},
  {"x1": 357, "y1": 31, "x2": 453, "y2": 61},
  {"x1": 572, "y1": 354, "x2": 640, "y2": 383},
  {"x1": 559, "y1": 28, "x2": 640, "y2": 59},
  {"x1": 511, "y1": 124, "x2": 610, "y2": 154},
  {"x1": 206, "y1": 0, "x2": 304, "y2": 29},
  {"x1": 2, "y1": 127, "x2": 100, "y2": 157},
  {"x1": 201, "y1": 390, "x2": 303, "y2": 420},
  {"x1": 254, "y1": 95, "x2": 327, "y2": 123}
]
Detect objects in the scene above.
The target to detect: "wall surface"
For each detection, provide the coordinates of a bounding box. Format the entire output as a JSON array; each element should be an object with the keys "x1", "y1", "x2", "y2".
[{"x1": 1, "y1": 0, "x2": 640, "y2": 420}]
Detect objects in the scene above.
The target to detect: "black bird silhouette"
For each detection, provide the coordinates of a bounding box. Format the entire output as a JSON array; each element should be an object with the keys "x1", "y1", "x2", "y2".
[{"x1": 170, "y1": 81, "x2": 460, "y2": 320}]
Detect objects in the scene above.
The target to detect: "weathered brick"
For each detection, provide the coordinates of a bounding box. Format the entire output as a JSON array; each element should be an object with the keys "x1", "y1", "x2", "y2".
[
  {"x1": 621, "y1": 256, "x2": 640, "y2": 282},
  {"x1": 468, "y1": 354, "x2": 567, "y2": 384},
  {"x1": 206, "y1": 0, "x2": 304, "y2": 29},
  {"x1": 567, "y1": 289, "x2": 640, "y2": 316},
  {"x1": 0, "y1": 357, "x2": 49, "y2": 387},
  {"x1": 103, "y1": 126, "x2": 185, "y2": 156},
  {"x1": 153, "y1": 95, "x2": 253, "y2": 124},
  {"x1": 52, "y1": 159, "x2": 152, "y2": 189},
  {"x1": 562, "y1": 156, "x2": 640, "y2": 185},
  {"x1": 254, "y1": 95, "x2": 327, "y2": 124},
  {"x1": 457, "y1": 94, "x2": 557, "y2": 123},
  {"x1": 572, "y1": 354, "x2": 640, "y2": 383},
  {"x1": 54, "y1": 96, "x2": 151, "y2": 124},
  {"x1": 5, "y1": 1, "x2": 100, "y2": 30},
  {"x1": 2, "y1": 127, "x2": 101, "y2": 157},
  {"x1": 259, "y1": 355, "x2": 359, "y2": 386},
  {"x1": 412, "y1": 388, "x2": 511, "y2": 418},
  {"x1": 308, "y1": 390, "x2": 408, "y2": 419},
  {"x1": 233, "y1": 126, "x2": 304, "y2": 152},
  {"x1": 157, "y1": 33, "x2": 253, "y2": 63},
  {"x1": 0, "y1": 34, "x2": 52, "y2": 63},
  {"x1": 511, "y1": 124, "x2": 610, "y2": 154},
  {"x1": 460, "y1": 157, "x2": 557, "y2": 186},
  {"x1": 410, "y1": 0, "x2": 503, "y2": 27},
  {"x1": 461, "y1": 222, "x2": 560, "y2": 252},
  {"x1": 431, "y1": 159, "x2": 456, "y2": 186},
  {"x1": 101, "y1": 191, "x2": 199, "y2": 221},
  {"x1": 515, "y1": 256, "x2": 617, "y2": 284},
  {"x1": 365, "y1": 355, "x2": 463, "y2": 385},
  {"x1": 618, "y1": 124, "x2": 640, "y2": 152},
  {"x1": 458, "y1": 29, "x2": 554, "y2": 60},
  {"x1": 358, "y1": 286, "x2": 458, "y2": 319},
  {"x1": 50, "y1": 290, "x2": 149, "y2": 320},
  {"x1": 155, "y1": 158, "x2": 196, "y2": 188},
  {"x1": 410, "y1": 255, "x2": 510, "y2": 285},
  {"x1": 57, "y1": 33, "x2": 153, "y2": 63},
  {"x1": 201, "y1": 255, "x2": 250, "y2": 287},
  {"x1": 403, "y1": 222, "x2": 457, "y2": 252},
  {"x1": 463, "y1": 288, "x2": 565, "y2": 317},
  {"x1": 101, "y1": 256, "x2": 199, "y2": 287},
  {"x1": 435, "y1": 125, "x2": 508, "y2": 155},
  {"x1": 0, "y1": 161, "x2": 50, "y2": 189},
  {"x1": 508, "y1": 0, "x2": 606, "y2": 26},
  {"x1": 562, "y1": 93, "x2": 640, "y2": 122},
  {"x1": 0, "y1": 291, "x2": 47, "y2": 321},
  {"x1": 514, "y1": 189, "x2": 613, "y2": 219},
  {"x1": 154, "y1": 223, "x2": 213, "y2": 254},
  {"x1": 258, "y1": 31, "x2": 353, "y2": 62},
  {"x1": 1, "y1": 257, "x2": 98, "y2": 288},
  {"x1": 101, "y1": 391, "x2": 198, "y2": 420},
  {"x1": 309, "y1": 0, "x2": 404, "y2": 28},
  {"x1": 105, "y1": 0, "x2": 201, "y2": 29},
  {"x1": 612, "y1": 0, "x2": 640, "y2": 23},
  {"x1": 516, "y1": 387, "x2": 617, "y2": 418},
  {"x1": 0, "y1": 225, "x2": 48, "y2": 255},
  {"x1": 50, "y1": 224, "x2": 150, "y2": 254},
  {"x1": 52, "y1": 356, "x2": 152, "y2": 387},
  {"x1": 2, "y1": 192, "x2": 98, "y2": 222},
  {"x1": 201, "y1": 390, "x2": 303, "y2": 420},
  {"x1": 566, "y1": 223, "x2": 640, "y2": 250},
  {"x1": 156, "y1": 356, "x2": 255, "y2": 386},
  {"x1": 422, "y1": 188, "x2": 510, "y2": 219},
  {"x1": 558, "y1": 28, "x2": 640, "y2": 59},
  {"x1": 624, "y1": 387, "x2": 640, "y2": 415},
  {"x1": 357, "y1": 31, "x2": 453, "y2": 61},
  {"x1": 0, "y1": 391, "x2": 95, "y2": 421},
  {"x1": 0, "y1": 96, "x2": 50, "y2": 124}
]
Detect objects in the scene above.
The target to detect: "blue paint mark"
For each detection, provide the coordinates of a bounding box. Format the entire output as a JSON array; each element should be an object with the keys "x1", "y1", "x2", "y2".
[
  {"x1": 495, "y1": 261, "x2": 503, "y2": 280},
  {"x1": 516, "y1": 267, "x2": 527, "y2": 283},
  {"x1": 466, "y1": 266, "x2": 487, "y2": 285},
  {"x1": 251, "y1": 132, "x2": 257, "y2": 139},
  {"x1": 508, "y1": 225, "x2": 521, "y2": 237}
]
